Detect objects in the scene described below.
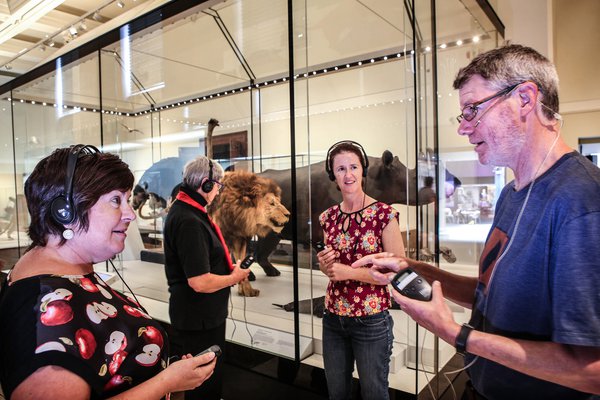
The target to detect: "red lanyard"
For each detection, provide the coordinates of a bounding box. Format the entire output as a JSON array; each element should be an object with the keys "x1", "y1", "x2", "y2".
[{"x1": 175, "y1": 191, "x2": 234, "y2": 271}]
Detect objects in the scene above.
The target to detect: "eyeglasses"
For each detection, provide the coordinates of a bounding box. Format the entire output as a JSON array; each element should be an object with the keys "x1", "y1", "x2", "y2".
[
  {"x1": 211, "y1": 180, "x2": 224, "y2": 190},
  {"x1": 456, "y1": 83, "x2": 523, "y2": 124}
]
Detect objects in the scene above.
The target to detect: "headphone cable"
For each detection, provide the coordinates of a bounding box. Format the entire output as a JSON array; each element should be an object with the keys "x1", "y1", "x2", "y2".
[
  {"x1": 447, "y1": 132, "x2": 561, "y2": 380},
  {"x1": 107, "y1": 258, "x2": 148, "y2": 315}
]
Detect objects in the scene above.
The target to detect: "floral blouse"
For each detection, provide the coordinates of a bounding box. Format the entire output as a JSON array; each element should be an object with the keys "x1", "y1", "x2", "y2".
[
  {"x1": 0, "y1": 272, "x2": 168, "y2": 399},
  {"x1": 319, "y1": 201, "x2": 398, "y2": 317}
]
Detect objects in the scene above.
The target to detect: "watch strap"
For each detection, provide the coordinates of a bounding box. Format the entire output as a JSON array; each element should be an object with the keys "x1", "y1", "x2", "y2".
[{"x1": 455, "y1": 323, "x2": 474, "y2": 355}]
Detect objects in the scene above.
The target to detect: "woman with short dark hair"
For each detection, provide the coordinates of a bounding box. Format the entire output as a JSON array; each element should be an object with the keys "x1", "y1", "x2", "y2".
[{"x1": 0, "y1": 145, "x2": 215, "y2": 399}]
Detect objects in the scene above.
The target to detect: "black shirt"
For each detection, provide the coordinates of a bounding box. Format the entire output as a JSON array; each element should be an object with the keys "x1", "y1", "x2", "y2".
[
  {"x1": 0, "y1": 272, "x2": 168, "y2": 399},
  {"x1": 163, "y1": 185, "x2": 231, "y2": 330}
]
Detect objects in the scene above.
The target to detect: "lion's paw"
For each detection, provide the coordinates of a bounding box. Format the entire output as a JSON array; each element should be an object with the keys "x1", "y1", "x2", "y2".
[{"x1": 238, "y1": 281, "x2": 260, "y2": 297}]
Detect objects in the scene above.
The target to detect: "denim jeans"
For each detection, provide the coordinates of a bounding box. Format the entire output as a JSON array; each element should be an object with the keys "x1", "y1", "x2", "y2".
[{"x1": 322, "y1": 310, "x2": 394, "y2": 400}]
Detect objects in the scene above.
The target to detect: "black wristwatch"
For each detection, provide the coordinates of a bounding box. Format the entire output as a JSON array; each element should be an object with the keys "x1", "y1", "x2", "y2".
[{"x1": 455, "y1": 323, "x2": 474, "y2": 355}]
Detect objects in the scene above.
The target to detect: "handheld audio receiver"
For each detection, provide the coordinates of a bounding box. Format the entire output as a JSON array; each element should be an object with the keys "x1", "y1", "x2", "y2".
[
  {"x1": 311, "y1": 240, "x2": 325, "y2": 252},
  {"x1": 240, "y1": 255, "x2": 255, "y2": 269},
  {"x1": 196, "y1": 344, "x2": 222, "y2": 366},
  {"x1": 390, "y1": 268, "x2": 432, "y2": 301},
  {"x1": 196, "y1": 344, "x2": 222, "y2": 358}
]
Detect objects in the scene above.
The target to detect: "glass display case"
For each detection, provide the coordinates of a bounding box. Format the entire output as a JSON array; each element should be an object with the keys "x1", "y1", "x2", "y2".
[{"x1": 0, "y1": 0, "x2": 503, "y2": 397}]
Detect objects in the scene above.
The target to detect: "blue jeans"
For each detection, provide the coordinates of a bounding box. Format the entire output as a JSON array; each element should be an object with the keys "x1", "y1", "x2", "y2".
[{"x1": 322, "y1": 310, "x2": 394, "y2": 400}]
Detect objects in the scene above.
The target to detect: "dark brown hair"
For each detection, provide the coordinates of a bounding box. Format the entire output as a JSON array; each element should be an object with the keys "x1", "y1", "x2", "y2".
[
  {"x1": 24, "y1": 147, "x2": 134, "y2": 249},
  {"x1": 327, "y1": 142, "x2": 367, "y2": 174}
]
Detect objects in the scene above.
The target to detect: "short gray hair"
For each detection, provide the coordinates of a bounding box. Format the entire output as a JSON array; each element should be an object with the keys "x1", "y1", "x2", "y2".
[
  {"x1": 182, "y1": 156, "x2": 224, "y2": 191},
  {"x1": 453, "y1": 44, "x2": 559, "y2": 119}
]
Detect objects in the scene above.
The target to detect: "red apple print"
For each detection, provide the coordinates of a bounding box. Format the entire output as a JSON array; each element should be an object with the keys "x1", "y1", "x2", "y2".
[
  {"x1": 96, "y1": 283, "x2": 113, "y2": 300},
  {"x1": 40, "y1": 300, "x2": 73, "y2": 326},
  {"x1": 86, "y1": 301, "x2": 118, "y2": 324},
  {"x1": 75, "y1": 328, "x2": 97, "y2": 359},
  {"x1": 79, "y1": 277, "x2": 99, "y2": 292},
  {"x1": 97, "y1": 302, "x2": 117, "y2": 318},
  {"x1": 41, "y1": 288, "x2": 73, "y2": 304},
  {"x1": 138, "y1": 326, "x2": 164, "y2": 349},
  {"x1": 110, "y1": 290, "x2": 128, "y2": 303},
  {"x1": 126, "y1": 295, "x2": 141, "y2": 307},
  {"x1": 109, "y1": 350, "x2": 128, "y2": 375},
  {"x1": 105, "y1": 331, "x2": 127, "y2": 355},
  {"x1": 123, "y1": 305, "x2": 151, "y2": 319},
  {"x1": 103, "y1": 374, "x2": 132, "y2": 391},
  {"x1": 134, "y1": 344, "x2": 160, "y2": 366},
  {"x1": 123, "y1": 305, "x2": 143, "y2": 317},
  {"x1": 35, "y1": 341, "x2": 67, "y2": 354}
]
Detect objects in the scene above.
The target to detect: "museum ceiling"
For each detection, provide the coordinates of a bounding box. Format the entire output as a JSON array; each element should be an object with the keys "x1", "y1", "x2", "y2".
[{"x1": 0, "y1": 0, "x2": 155, "y2": 86}]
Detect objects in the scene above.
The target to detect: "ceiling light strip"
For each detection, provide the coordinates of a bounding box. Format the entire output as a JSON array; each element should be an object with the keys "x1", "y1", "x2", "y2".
[{"x1": 1, "y1": 33, "x2": 490, "y2": 114}]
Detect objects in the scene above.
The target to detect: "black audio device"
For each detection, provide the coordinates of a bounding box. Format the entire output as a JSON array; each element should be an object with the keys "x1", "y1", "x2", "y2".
[
  {"x1": 390, "y1": 268, "x2": 432, "y2": 301},
  {"x1": 240, "y1": 255, "x2": 255, "y2": 269}
]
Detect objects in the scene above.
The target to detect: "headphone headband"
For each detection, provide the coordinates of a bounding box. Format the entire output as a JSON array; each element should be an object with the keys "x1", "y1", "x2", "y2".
[
  {"x1": 325, "y1": 140, "x2": 369, "y2": 181},
  {"x1": 201, "y1": 158, "x2": 215, "y2": 193},
  {"x1": 50, "y1": 144, "x2": 100, "y2": 225}
]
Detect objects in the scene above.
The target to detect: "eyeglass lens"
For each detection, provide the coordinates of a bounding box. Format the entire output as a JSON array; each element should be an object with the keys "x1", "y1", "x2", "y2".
[{"x1": 457, "y1": 83, "x2": 520, "y2": 123}]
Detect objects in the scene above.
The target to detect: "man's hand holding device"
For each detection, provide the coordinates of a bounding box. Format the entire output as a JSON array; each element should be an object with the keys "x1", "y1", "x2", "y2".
[
  {"x1": 352, "y1": 253, "x2": 463, "y2": 345},
  {"x1": 351, "y1": 253, "x2": 431, "y2": 301},
  {"x1": 390, "y1": 268, "x2": 432, "y2": 301}
]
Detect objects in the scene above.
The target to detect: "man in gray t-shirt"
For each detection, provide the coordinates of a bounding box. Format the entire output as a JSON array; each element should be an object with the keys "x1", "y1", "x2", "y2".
[{"x1": 353, "y1": 45, "x2": 600, "y2": 400}]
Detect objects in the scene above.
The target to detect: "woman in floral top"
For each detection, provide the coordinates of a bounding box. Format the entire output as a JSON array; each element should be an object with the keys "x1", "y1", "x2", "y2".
[
  {"x1": 317, "y1": 141, "x2": 405, "y2": 400},
  {"x1": 0, "y1": 146, "x2": 215, "y2": 400}
]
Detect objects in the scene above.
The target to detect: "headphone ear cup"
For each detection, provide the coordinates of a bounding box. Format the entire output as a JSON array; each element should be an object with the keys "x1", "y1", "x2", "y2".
[
  {"x1": 362, "y1": 166, "x2": 368, "y2": 178},
  {"x1": 50, "y1": 196, "x2": 74, "y2": 225},
  {"x1": 201, "y1": 179, "x2": 214, "y2": 193},
  {"x1": 327, "y1": 168, "x2": 335, "y2": 181}
]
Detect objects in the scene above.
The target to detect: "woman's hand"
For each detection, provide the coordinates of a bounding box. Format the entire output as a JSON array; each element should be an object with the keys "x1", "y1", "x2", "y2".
[
  {"x1": 162, "y1": 352, "x2": 216, "y2": 393},
  {"x1": 231, "y1": 260, "x2": 252, "y2": 284},
  {"x1": 317, "y1": 245, "x2": 336, "y2": 277},
  {"x1": 324, "y1": 262, "x2": 355, "y2": 281},
  {"x1": 351, "y1": 252, "x2": 408, "y2": 285}
]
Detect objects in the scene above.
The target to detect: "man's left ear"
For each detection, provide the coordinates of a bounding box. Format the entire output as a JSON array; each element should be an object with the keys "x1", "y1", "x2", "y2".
[
  {"x1": 519, "y1": 93, "x2": 530, "y2": 106},
  {"x1": 516, "y1": 82, "x2": 538, "y2": 115}
]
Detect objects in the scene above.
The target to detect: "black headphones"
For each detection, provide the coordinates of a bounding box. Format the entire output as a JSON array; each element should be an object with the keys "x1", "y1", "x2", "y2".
[
  {"x1": 200, "y1": 159, "x2": 215, "y2": 193},
  {"x1": 325, "y1": 140, "x2": 369, "y2": 181},
  {"x1": 50, "y1": 144, "x2": 100, "y2": 225}
]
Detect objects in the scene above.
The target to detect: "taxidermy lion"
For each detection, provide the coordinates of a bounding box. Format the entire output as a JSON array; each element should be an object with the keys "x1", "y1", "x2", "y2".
[{"x1": 209, "y1": 170, "x2": 290, "y2": 297}]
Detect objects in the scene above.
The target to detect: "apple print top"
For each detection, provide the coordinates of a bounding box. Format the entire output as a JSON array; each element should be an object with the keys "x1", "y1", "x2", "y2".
[
  {"x1": 0, "y1": 272, "x2": 168, "y2": 399},
  {"x1": 319, "y1": 201, "x2": 398, "y2": 317}
]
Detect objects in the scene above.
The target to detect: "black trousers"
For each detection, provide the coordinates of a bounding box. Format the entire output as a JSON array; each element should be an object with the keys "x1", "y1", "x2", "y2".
[{"x1": 176, "y1": 322, "x2": 226, "y2": 400}]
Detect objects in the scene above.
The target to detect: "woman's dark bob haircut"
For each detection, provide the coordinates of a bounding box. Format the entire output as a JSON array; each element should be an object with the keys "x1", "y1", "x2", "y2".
[{"x1": 24, "y1": 146, "x2": 134, "y2": 249}]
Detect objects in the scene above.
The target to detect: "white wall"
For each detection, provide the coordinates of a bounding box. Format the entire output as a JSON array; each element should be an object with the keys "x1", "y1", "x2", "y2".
[
  {"x1": 493, "y1": 0, "x2": 600, "y2": 148},
  {"x1": 494, "y1": 0, "x2": 553, "y2": 59}
]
